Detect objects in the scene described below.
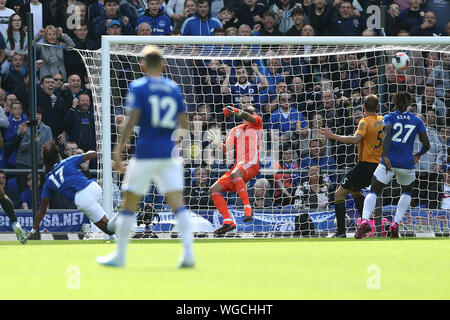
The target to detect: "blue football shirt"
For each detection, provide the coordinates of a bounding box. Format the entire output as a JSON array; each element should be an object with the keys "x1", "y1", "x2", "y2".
[
  {"x1": 41, "y1": 155, "x2": 94, "y2": 201},
  {"x1": 381, "y1": 111, "x2": 426, "y2": 169},
  {"x1": 126, "y1": 76, "x2": 186, "y2": 159}
]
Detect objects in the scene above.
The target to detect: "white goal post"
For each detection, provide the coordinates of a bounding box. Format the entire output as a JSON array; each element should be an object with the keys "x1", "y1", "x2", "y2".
[{"x1": 82, "y1": 35, "x2": 450, "y2": 238}]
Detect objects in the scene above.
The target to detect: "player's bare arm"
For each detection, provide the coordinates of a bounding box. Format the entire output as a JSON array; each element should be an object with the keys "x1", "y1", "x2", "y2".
[
  {"x1": 82, "y1": 150, "x2": 98, "y2": 162},
  {"x1": 27, "y1": 197, "x2": 51, "y2": 239},
  {"x1": 220, "y1": 65, "x2": 231, "y2": 94},
  {"x1": 252, "y1": 63, "x2": 268, "y2": 91},
  {"x1": 320, "y1": 127, "x2": 363, "y2": 144},
  {"x1": 113, "y1": 109, "x2": 141, "y2": 172},
  {"x1": 381, "y1": 124, "x2": 393, "y2": 172},
  {"x1": 413, "y1": 130, "x2": 430, "y2": 165}
]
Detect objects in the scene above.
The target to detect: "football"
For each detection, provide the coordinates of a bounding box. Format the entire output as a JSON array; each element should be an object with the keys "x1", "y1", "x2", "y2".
[{"x1": 392, "y1": 52, "x2": 410, "y2": 70}]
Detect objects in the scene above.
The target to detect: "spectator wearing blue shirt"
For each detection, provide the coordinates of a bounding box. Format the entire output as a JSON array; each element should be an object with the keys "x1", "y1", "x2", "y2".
[
  {"x1": 91, "y1": 0, "x2": 135, "y2": 41},
  {"x1": 180, "y1": 0, "x2": 222, "y2": 36},
  {"x1": 220, "y1": 63, "x2": 269, "y2": 111},
  {"x1": 20, "y1": 173, "x2": 42, "y2": 209},
  {"x1": 266, "y1": 79, "x2": 288, "y2": 114},
  {"x1": 3, "y1": 99, "x2": 27, "y2": 168},
  {"x1": 398, "y1": 0, "x2": 424, "y2": 32},
  {"x1": 260, "y1": 57, "x2": 284, "y2": 107},
  {"x1": 136, "y1": 0, "x2": 173, "y2": 35},
  {"x1": 270, "y1": 92, "x2": 307, "y2": 136},
  {"x1": 300, "y1": 139, "x2": 337, "y2": 183},
  {"x1": 327, "y1": 0, "x2": 365, "y2": 36},
  {"x1": 88, "y1": 0, "x2": 106, "y2": 27}
]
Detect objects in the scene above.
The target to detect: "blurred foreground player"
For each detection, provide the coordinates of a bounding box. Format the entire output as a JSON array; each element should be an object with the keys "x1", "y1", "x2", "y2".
[
  {"x1": 356, "y1": 92, "x2": 430, "y2": 239},
  {"x1": 97, "y1": 45, "x2": 194, "y2": 268},
  {"x1": 207, "y1": 102, "x2": 262, "y2": 235}
]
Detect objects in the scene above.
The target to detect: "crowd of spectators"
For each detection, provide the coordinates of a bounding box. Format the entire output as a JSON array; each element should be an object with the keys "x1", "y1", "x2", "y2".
[{"x1": 0, "y1": 0, "x2": 448, "y2": 217}]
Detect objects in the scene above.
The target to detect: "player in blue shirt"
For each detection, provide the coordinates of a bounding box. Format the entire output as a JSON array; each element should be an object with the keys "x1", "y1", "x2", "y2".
[
  {"x1": 356, "y1": 92, "x2": 430, "y2": 239},
  {"x1": 27, "y1": 142, "x2": 117, "y2": 240},
  {"x1": 97, "y1": 45, "x2": 194, "y2": 268}
]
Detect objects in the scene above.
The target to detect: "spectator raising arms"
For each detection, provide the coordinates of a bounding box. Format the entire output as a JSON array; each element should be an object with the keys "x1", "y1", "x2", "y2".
[
  {"x1": 35, "y1": 25, "x2": 75, "y2": 81},
  {"x1": 1, "y1": 51, "x2": 25, "y2": 93}
]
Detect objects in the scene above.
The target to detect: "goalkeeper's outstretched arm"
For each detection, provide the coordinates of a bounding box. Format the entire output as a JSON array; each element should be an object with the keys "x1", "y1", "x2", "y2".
[
  {"x1": 320, "y1": 127, "x2": 363, "y2": 145},
  {"x1": 223, "y1": 106, "x2": 257, "y2": 123}
]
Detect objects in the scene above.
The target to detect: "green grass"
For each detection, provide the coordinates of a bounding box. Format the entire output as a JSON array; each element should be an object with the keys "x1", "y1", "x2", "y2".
[{"x1": 0, "y1": 238, "x2": 449, "y2": 300}]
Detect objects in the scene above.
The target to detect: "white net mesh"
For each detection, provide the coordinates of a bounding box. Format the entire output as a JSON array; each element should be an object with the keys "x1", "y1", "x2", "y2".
[{"x1": 76, "y1": 39, "x2": 450, "y2": 239}]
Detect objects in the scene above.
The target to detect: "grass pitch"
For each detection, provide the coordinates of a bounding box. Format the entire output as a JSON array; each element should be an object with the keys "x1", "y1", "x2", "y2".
[{"x1": 0, "y1": 238, "x2": 449, "y2": 300}]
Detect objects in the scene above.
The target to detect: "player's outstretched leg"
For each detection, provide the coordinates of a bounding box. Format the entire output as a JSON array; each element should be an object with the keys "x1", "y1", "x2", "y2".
[
  {"x1": 0, "y1": 193, "x2": 26, "y2": 244},
  {"x1": 209, "y1": 182, "x2": 236, "y2": 235}
]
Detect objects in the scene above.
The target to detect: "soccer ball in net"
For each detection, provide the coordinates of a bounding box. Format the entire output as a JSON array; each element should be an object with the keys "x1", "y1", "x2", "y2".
[{"x1": 392, "y1": 52, "x2": 410, "y2": 70}]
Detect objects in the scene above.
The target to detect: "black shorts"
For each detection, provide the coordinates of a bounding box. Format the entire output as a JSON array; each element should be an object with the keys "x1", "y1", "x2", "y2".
[{"x1": 341, "y1": 162, "x2": 379, "y2": 192}]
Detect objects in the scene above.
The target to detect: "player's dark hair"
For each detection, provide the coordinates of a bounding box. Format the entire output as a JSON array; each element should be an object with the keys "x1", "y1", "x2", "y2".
[
  {"x1": 392, "y1": 91, "x2": 412, "y2": 112},
  {"x1": 42, "y1": 141, "x2": 61, "y2": 170},
  {"x1": 364, "y1": 94, "x2": 379, "y2": 112},
  {"x1": 41, "y1": 75, "x2": 54, "y2": 83},
  {"x1": 291, "y1": 6, "x2": 304, "y2": 17},
  {"x1": 263, "y1": 10, "x2": 276, "y2": 19},
  {"x1": 196, "y1": 0, "x2": 209, "y2": 6},
  {"x1": 213, "y1": 27, "x2": 225, "y2": 35},
  {"x1": 10, "y1": 99, "x2": 22, "y2": 108},
  {"x1": 104, "y1": 0, "x2": 118, "y2": 5}
]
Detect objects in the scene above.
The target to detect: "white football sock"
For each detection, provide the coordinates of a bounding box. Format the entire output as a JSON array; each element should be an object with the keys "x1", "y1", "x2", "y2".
[
  {"x1": 114, "y1": 213, "x2": 136, "y2": 261},
  {"x1": 107, "y1": 213, "x2": 119, "y2": 234},
  {"x1": 175, "y1": 207, "x2": 194, "y2": 260},
  {"x1": 362, "y1": 192, "x2": 377, "y2": 221},
  {"x1": 394, "y1": 193, "x2": 411, "y2": 224}
]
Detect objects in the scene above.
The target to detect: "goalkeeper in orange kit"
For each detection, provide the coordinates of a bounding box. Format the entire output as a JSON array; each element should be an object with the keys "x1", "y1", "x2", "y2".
[{"x1": 207, "y1": 102, "x2": 263, "y2": 235}]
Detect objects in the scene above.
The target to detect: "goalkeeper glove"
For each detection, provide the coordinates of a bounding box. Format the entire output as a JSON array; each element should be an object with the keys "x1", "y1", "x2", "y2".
[
  {"x1": 223, "y1": 106, "x2": 242, "y2": 118},
  {"x1": 207, "y1": 128, "x2": 222, "y2": 147}
]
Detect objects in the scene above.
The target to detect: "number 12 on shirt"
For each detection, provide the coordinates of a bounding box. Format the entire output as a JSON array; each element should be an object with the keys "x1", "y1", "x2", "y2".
[{"x1": 149, "y1": 95, "x2": 178, "y2": 129}]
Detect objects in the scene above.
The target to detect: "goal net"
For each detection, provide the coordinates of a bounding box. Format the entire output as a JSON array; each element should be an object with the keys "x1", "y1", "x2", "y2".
[{"x1": 76, "y1": 36, "x2": 450, "y2": 239}]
